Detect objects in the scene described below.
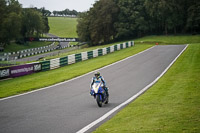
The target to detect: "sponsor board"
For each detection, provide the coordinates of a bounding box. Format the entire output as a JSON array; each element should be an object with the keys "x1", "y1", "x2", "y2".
[
  {"x1": 0, "y1": 68, "x2": 10, "y2": 79},
  {"x1": 25, "y1": 37, "x2": 79, "y2": 42},
  {"x1": 10, "y1": 64, "x2": 34, "y2": 78},
  {"x1": 0, "y1": 63, "x2": 42, "y2": 79},
  {"x1": 34, "y1": 63, "x2": 42, "y2": 71}
]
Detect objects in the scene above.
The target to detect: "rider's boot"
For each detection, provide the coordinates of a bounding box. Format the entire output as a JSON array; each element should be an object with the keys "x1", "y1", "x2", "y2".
[{"x1": 104, "y1": 87, "x2": 109, "y2": 97}]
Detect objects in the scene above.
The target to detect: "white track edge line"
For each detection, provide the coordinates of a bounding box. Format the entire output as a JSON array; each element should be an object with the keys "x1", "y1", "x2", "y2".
[
  {"x1": 0, "y1": 46, "x2": 155, "y2": 101},
  {"x1": 76, "y1": 44, "x2": 188, "y2": 133}
]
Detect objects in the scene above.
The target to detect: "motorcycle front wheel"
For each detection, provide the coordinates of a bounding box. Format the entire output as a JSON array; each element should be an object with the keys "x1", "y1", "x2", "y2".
[{"x1": 96, "y1": 94, "x2": 102, "y2": 107}]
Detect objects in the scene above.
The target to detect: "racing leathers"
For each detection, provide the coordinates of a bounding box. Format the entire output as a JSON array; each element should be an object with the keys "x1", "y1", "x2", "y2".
[{"x1": 90, "y1": 76, "x2": 109, "y2": 96}]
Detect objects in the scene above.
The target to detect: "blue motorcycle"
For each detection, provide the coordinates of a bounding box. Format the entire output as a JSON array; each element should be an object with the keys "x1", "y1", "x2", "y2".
[{"x1": 90, "y1": 82, "x2": 109, "y2": 107}]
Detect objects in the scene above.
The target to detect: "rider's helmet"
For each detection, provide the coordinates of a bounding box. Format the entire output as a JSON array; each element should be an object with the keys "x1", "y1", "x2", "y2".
[{"x1": 94, "y1": 72, "x2": 100, "y2": 78}]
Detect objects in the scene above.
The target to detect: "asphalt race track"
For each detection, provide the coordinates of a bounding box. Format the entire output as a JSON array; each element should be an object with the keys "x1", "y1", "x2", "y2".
[{"x1": 0, "y1": 45, "x2": 187, "y2": 133}]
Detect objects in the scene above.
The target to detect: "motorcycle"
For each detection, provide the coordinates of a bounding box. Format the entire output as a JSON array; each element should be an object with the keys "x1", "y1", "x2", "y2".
[{"x1": 90, "y1": 82, "x2": 109, "y2": 107}]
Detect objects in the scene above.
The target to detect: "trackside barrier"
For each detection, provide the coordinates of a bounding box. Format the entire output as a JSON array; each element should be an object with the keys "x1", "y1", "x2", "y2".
[
  {"x1": 93, "y1": 49, "x2": 98, "y2": 58},
  {"x1": 60, "y1": 56, "x2": 68, "y2": 66},
  {"x1": 41, "y1": 61, "x2": 50, "y2": 71},
  {"x1": 68, "y1": 54, "x2": 75, "y2": 64},
  {"x1": 81, "y1": 52, "x2": 88, "y2": 61},
  {"x1": 0, "y1": 42, "x2": 75, "y2": 61},
  {"x1": 98, "y1": 49, "x2": 103, "y2": 56},
  {"x1": 0, "y1": 41, "x2": 134, "y2": 80},
  {"x1": 50, "y1": 58, "x2": 60, "y2": 70},
  {"x1": 0, "y1": 63, "x2": 42, "y2": 79},
  {"x1": 87, "y1": 51, "x2": 93, "y2": 59},
  {"x1": 75, "y1": 53, "x2": 82, "y2": 63}
]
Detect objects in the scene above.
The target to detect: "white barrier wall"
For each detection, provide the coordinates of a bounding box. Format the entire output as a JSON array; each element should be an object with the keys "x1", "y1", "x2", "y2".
[
  {"x1": 110, "y1": 45, "x2": 114, "y2": 53},
  {"x1": 117, "y1": 44, "x2": 120, "y2": 50},
  {"x1": 50, "y1": 58, "x2": 60, "y2": 69},
  {"x1": 81, "y1": 52, "x2": 88, "y2": 61},
  {"x1": 93, "y1": 49, "x2": 98, "y2": 58},
  {"x1": 123, "y1": 43, "x2": 126, "y2": 48},
  {"x1": 102, "y1": 48, "x2": 107, "y2": 55},
  {"x1": 68, "y1": 54, "x2": 75, "y2": 64}
]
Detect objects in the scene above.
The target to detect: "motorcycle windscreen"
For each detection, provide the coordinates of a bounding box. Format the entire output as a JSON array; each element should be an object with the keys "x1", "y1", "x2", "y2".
[{"x1": 92, "y1": 82, "x2": 101, "y2": 93}]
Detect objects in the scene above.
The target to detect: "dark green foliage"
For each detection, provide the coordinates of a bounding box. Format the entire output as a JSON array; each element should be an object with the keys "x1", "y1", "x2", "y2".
[
  {"x1": 77, "y1": 0, "x2": 200, "y2": 45},
  {"x1": 0, "y1": 0, "x2": 50, "y2": 47},
  {"x1": 77, "y1": 0, "x2": 119, "y2": 46},
  {"x1": 77, "y1": 12, "x2": 91, "y2": 43},
  {"x1": 0, "y1": 0, "x2": 22, "y2": 46},
  {"x1": 186, "y1": 0, "x2": 200, "y2": 33}
]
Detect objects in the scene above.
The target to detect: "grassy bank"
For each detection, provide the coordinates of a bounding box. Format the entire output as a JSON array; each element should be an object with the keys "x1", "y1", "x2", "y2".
[
  {"x1": 93, "y1": 43, "x2": 200, "y2": 132},
  {"x1": 48, "y1": 17, "x2": 78, "y2": 37},
  {"x1": 0, "y1": 44, "x2": 153, "y2": 98},
  {"x1": 135, "y1": 35, "x2": 200, "y2": 44}
]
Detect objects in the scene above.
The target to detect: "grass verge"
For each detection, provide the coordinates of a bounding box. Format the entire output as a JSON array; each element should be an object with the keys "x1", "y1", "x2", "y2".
[
  {"x1": 48, "y1": 17, "x2": 78, "y2": 37},
  {"x1": 93, "y1": 43, "x2": 200, "y2": 133},
  {"x1": 134, "y1": 35, "x2": 200, "y2": 44},
  {"x1": 0, "y1": 44, "x2": 153, "y2": 98}
]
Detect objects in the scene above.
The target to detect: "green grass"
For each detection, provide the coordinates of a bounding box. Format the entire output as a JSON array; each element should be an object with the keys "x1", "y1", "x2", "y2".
[
  {"x1": 93, "y1": 43, "x2": 200, "y2": 133},
  {"x1": 135, "y1": 35, "x2": 200, "y2": 44},
  {"x1": 48, "y1": 17, "x2": 78, "y2": 37},
  {"x1": 0, "y1": 44, "x2": 153, "y2": 98},
  {"x1": 2, "y1": 41, "x2": 52, "y2": 53}
]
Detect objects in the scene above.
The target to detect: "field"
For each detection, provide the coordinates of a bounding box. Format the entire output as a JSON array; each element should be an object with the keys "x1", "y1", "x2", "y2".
[{"x1": 48, "y1": 17, "x2": 78, "y2": 37}]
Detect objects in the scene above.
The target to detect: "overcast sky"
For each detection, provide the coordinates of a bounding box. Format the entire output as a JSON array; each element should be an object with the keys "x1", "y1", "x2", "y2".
[{"x1": 18, "y1": 0, "x2": 97, "y2": 12}]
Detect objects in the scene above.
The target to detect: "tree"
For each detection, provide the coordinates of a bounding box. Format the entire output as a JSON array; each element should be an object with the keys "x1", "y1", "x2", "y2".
[
  {"x1": 0, "y1": 0, "x2": 22, "y2": 46},
  {"x1": 21, "y1": 8, "x2": 46, "y2": 37},
  {"x1": 0, "y1": 0, "x2": 50, "y2": 46},
  {"x1": 0, "y1": 0, "x2": 7, "y2": 46},
  {"x1": 39, "y1": 7, "x2": 51, "y2": 16},
  {"x1": 2, "y1": 12, "x2": 22, "y2": 41},
  {"x1": 76, "y1": 12, "x2": 91, "y2": 43},
  {"x1": 77, "y1": 0, "x2": 119, "y2": 45},
  {"x1": 186, "y1": 0, "x2": 200, "y2": 33},
  {"x1": 115, "y1": 0, "x2": 149, "y2": 38}
]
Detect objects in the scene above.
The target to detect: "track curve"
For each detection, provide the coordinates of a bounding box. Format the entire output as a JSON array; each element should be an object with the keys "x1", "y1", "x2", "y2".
[{"x1": 0, "y1": 45, "x2": 187, "y2": 133}]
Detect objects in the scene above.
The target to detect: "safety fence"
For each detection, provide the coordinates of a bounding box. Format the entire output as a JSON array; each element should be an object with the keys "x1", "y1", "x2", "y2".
[
  {"x1": 0, "y1": 42, "x2": 57, "y2": 61},
  {"x1": 0, "y1": 42, "x2": 71, "y2": 61},
  {"x1": 0, "y1": 41, "x2": 134, "y2": 80}
]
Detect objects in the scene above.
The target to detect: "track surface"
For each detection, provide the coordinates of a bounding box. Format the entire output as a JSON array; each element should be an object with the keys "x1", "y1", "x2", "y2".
[{"x1": 0, "y1": 45, "x2": 186, "y2": 133}]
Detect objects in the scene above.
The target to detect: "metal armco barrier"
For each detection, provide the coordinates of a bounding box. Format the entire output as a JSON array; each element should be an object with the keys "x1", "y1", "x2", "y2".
[{"x1": 0, "y1": 41, "x2": 134, "y2": 80}]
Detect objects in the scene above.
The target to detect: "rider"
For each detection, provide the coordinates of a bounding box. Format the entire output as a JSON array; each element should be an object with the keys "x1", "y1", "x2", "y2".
[{"x1": 90, "y1": 72, "x2": 109, "y2": 96}]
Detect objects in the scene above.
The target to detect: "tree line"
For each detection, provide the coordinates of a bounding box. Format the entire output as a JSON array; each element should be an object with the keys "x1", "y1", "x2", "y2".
[
  {"x1": 52, "y1": 9, "x2": 80, "y2": 16},
  {"x1": 77, "y1": 0, "x2": 200, "y2": 46},
  {"x1": 0, "y1": 0, "x2": 50, "y2": 47}
]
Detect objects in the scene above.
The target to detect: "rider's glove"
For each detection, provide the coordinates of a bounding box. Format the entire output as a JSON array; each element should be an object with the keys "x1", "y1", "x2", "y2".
[{"x1": 90, "y1": 90, "x2": 93, "y2": 95}]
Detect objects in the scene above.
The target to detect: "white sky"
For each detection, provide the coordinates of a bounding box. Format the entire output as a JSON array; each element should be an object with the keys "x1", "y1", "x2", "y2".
[{"x1": 18, "y1": 0, "x2": 97, "y2": 12}]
